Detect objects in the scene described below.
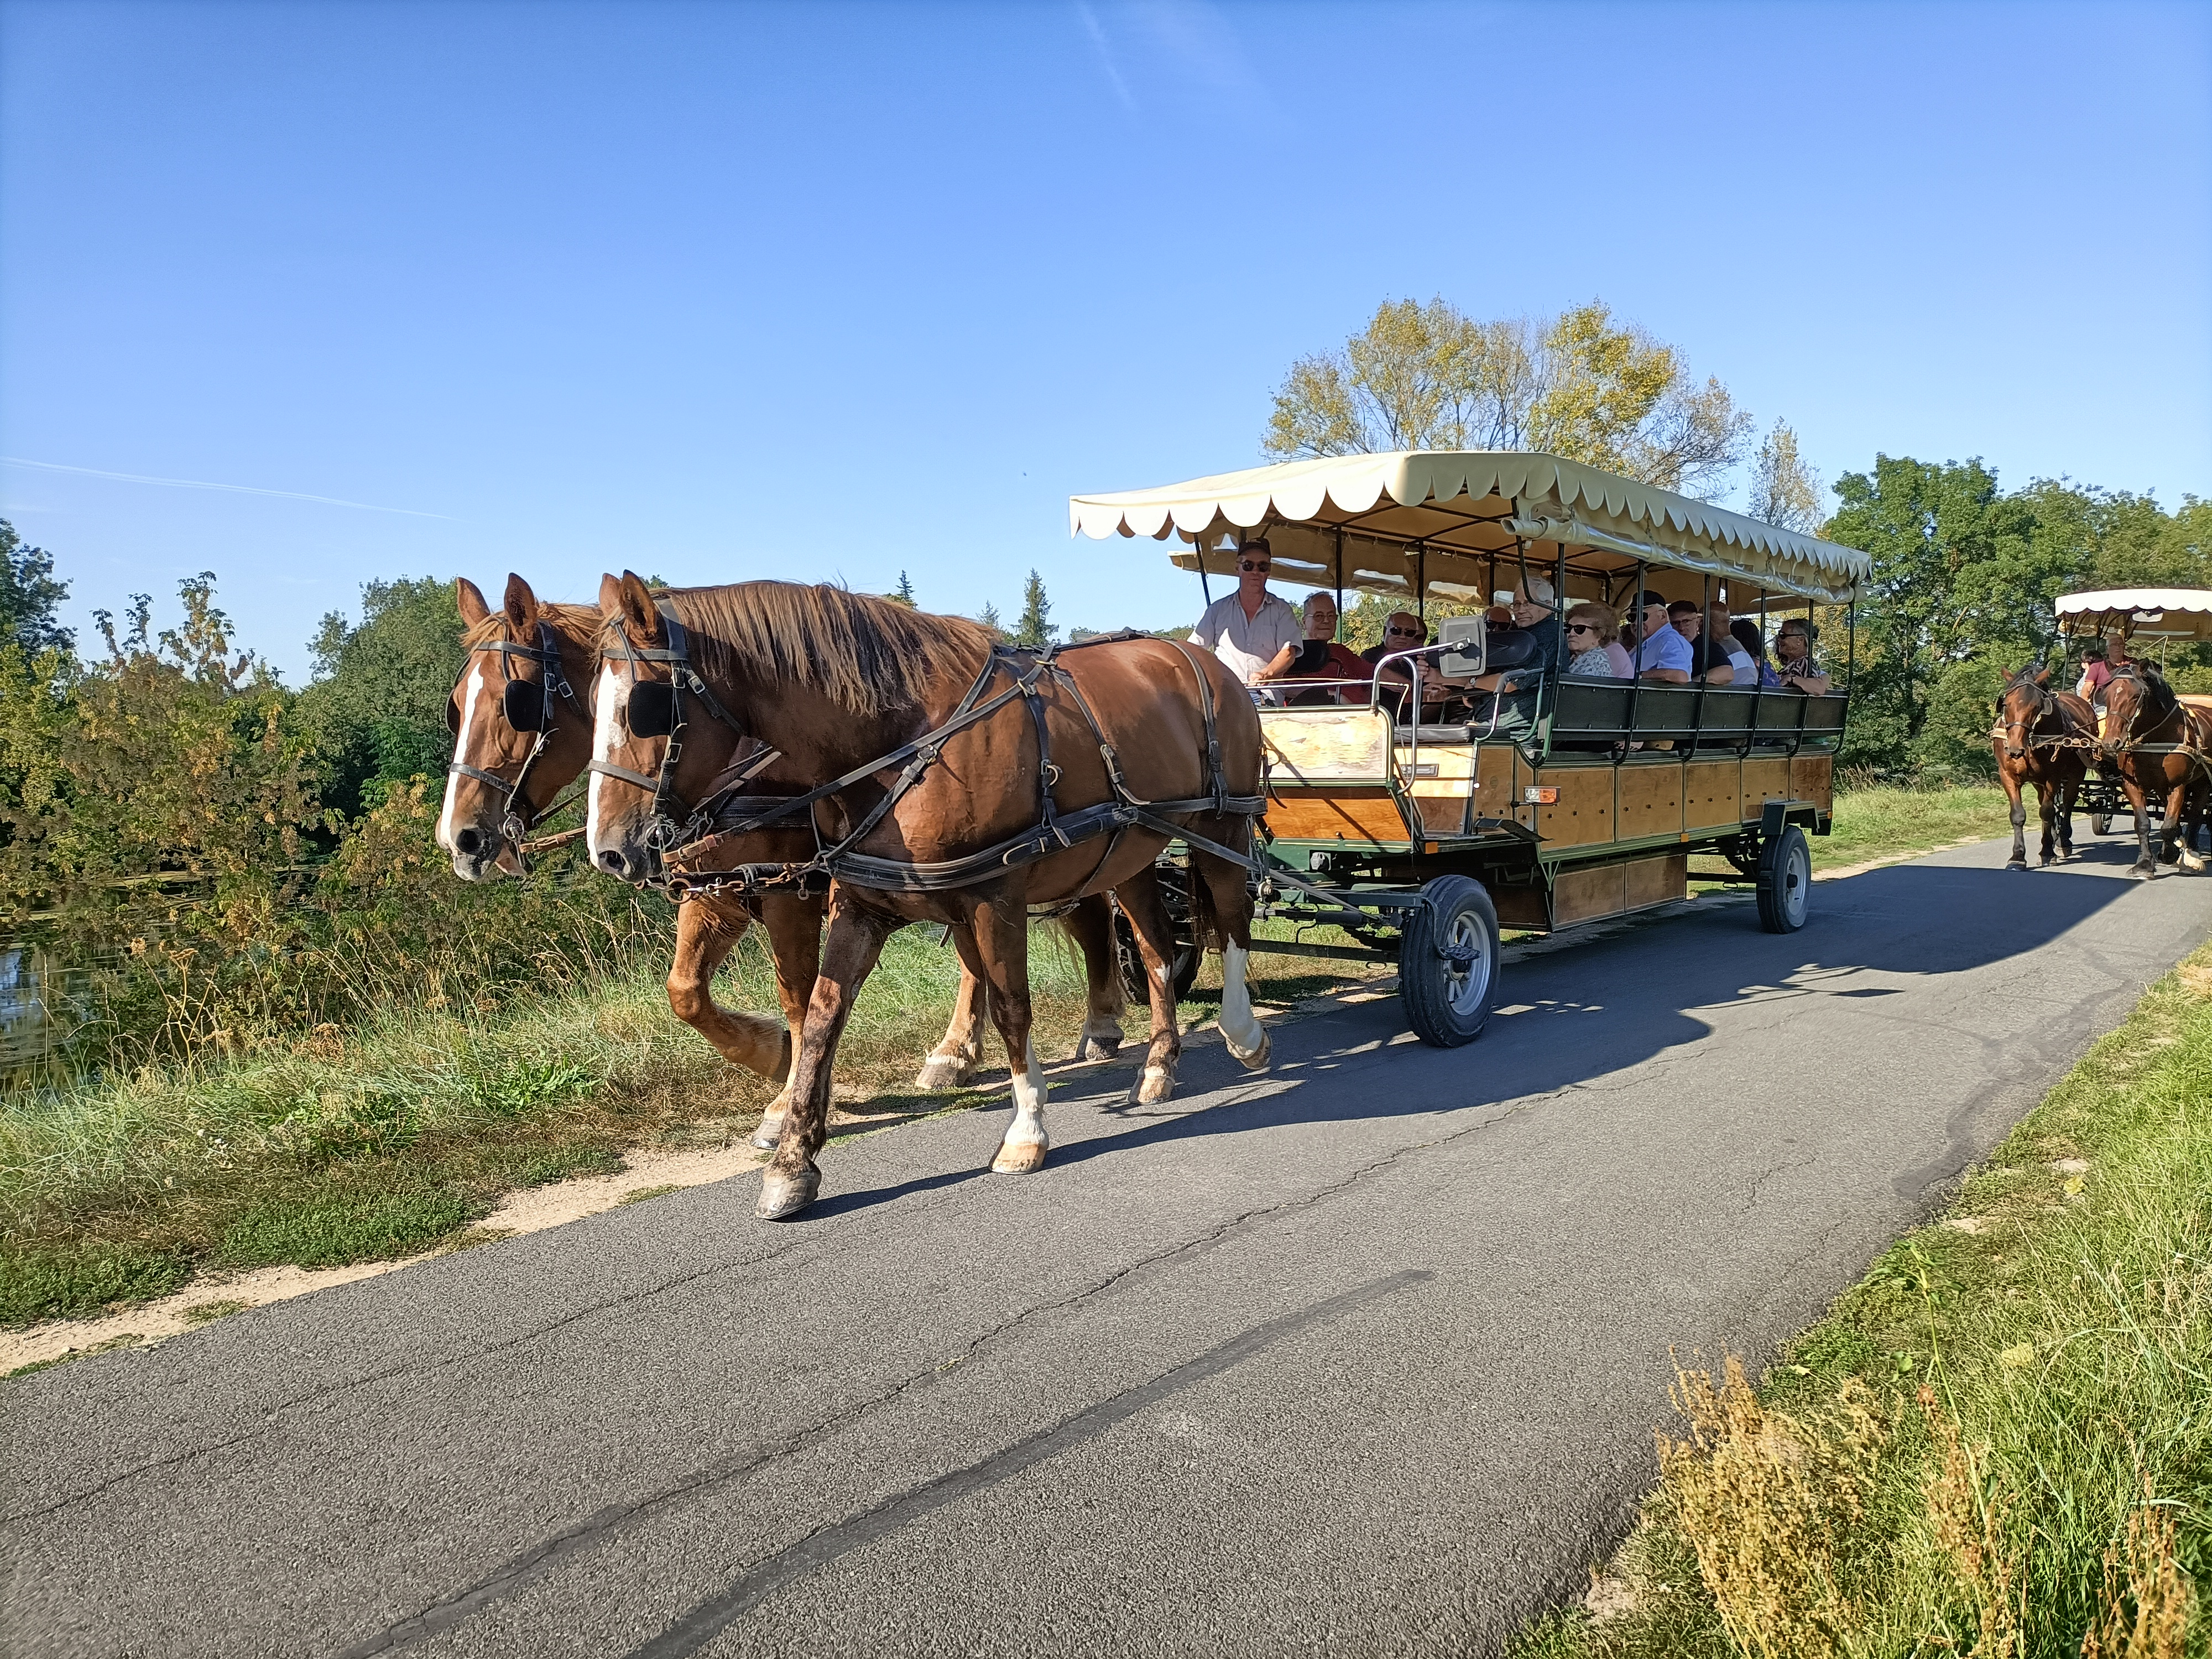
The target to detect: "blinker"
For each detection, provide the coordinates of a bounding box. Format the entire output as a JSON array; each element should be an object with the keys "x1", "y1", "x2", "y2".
[
  {"x1": 625, "y1": 681, "x2": 677, "y2": 738},
  {"x1": 501, "y1": 679, "x2": 551, "y2": 732}
]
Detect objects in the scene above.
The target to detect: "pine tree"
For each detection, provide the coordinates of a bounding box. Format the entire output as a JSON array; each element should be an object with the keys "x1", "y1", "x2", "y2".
[
  {"x1": 1014, "y1": 569, "x2": 1055, "y2": 648},
  {"x1": 886, "y1": 570, "x2": 916, "y2": 609},
  {"x1": 977, "y1": 601, "x2": 1006, "y2": 641}
]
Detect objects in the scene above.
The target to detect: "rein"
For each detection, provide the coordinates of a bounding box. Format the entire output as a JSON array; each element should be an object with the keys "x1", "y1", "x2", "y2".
[
  {"x1": 654, "y1": 630, "x2": 1265, "y2": 902},
  {"x1": 447, "y1": 620, "x2": 593, "y2": 850}
]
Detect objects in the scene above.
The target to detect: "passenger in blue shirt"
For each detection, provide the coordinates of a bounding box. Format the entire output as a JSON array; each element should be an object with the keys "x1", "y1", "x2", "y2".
[{"x1": 1630, "y1": 592, "x2": 1694, "y2": 683}]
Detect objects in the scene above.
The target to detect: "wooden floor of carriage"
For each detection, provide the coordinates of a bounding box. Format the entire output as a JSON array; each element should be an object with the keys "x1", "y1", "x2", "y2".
[{"x1": 7, "y1": 833, "x2": 2208, "y2": 1659}]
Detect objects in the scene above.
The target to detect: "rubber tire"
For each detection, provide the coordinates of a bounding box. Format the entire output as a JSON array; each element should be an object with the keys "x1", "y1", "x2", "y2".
[
  {"x1": 1398, "y1": 874, "x2": 1500, "y2": 1048},
  {"x1": 1756, "y1": 825, "x2": 1812, "y2": 933},
  {"x1": 1114, "y1": 907, "x2": 1198, "y2": 1008},
  {"x1": 2089, "y1": 813, "x2": 2111, "y2": 836}
]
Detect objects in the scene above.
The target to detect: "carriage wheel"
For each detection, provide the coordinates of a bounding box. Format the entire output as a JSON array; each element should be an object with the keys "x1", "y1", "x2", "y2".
[
  {"x1": 1114, "y1": 901, "x2": 1198, "y2": 1007},
  {"x1": 1757, "y1": 826, "x2": 1812, "y2": 933},
  {"x1": 2089, "y1": 813, "x2": 2111, "y2": 836},
  {"x1": 1399, "y1": 875, "x2": 1499, "y2": 1048}
]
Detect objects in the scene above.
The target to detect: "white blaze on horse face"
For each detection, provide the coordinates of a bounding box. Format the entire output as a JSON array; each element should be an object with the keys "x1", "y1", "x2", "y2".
[
  {"x1": 586, "y1": 664, "x2": 625, "y2": 857},
  {"x1": 1005, "y1": 1036, "x2": 1048, "y2": 1150},
  {"x1": 438, "y1": 667, "x2": 486, "y2": 853},
  {"x1": 1217, "y1": 942, "x2": 1266, "y2": 1061}
]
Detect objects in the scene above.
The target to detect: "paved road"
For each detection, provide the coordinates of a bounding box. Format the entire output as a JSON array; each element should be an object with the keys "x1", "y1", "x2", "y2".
[{"x1": 9, "y1": 835, "x2": 2212, "y2": 1658}]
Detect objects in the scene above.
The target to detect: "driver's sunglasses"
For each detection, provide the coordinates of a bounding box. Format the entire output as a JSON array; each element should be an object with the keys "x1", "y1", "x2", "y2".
[
  {"x1": 1238, "y1": 559, "x2": 1270, "y2": 572},
  {"x1": 1566, "y1": 623, "x2": 1599, "y2": 635},
  {"x1": 1385, "y1": 625, "x2": 1422, "y2": 638}
]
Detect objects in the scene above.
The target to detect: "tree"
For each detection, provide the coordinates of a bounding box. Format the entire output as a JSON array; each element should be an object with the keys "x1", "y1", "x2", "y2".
[
  {"x1": 886, "y1": 571, "x2": 917, "y2": 609},
  {"x1": 1264, "y1": 298, "x2": 1753, "y2": 494},
  {"x1": 0, "y1": 520, "x2": 72, "y2": 653},
  {"x1": 1013, "y1": 570, "x2": 1055, "y2": 648},
  {"x1": 976, "y1": 601, "x2": 1007, "y2": 641},
  {"x1": 1747, "y1": 420, "x2": 1825, "y2": 532},
  {"x1": 294, "y1": 576, "x2": 468, "y2": 817}
]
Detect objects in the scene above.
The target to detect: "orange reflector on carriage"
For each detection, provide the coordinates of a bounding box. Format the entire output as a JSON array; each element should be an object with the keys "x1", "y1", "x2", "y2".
[{"x1": 1523, "y1": 787, "x2": 1558, "y2": 805}]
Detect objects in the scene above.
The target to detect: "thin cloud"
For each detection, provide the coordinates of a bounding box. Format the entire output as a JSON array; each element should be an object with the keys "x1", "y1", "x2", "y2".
[
  {"x1": 0, "y1": 456, "x2": 454, "y2": 519},
  {"x1": 1075, "y1": 2, "x2": 1139, "y2": 113}
]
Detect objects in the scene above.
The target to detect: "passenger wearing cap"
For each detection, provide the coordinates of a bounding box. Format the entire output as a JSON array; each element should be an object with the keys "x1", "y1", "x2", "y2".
[
  {"x1": 1189, "y1": 537, "x2": 1303, "y2": 689},
  {"x1": 1462, "y1": 580, "x2": 1562, "y2": 739},
  {"x1": 1630, "y1": 591, "x2": 1694, "y2": 684}
]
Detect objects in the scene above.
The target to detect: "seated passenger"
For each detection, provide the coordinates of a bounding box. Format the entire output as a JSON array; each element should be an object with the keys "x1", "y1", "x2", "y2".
[
  {"x1": 1362, "y1": 611, "x2": 1451, "y2": 722},
  {"x1": 1704, "y1": 599, "x2": 1756, "y2": 686},
  {"x1": 1772, "y1": 620, "x2": 1833, "y2": 694},
  {"x1": 1630, "y1": 591, "x2": 1693, "y2": 683},
  {"x1": 1265, "y1": 592, "x2": 1369, "y2": 705},
  {"x1": 1189, "y1": 537, "x2": 1301, "y2": 689},
  {"x1": 1729, "y1": 617, "x2": 1782, "y2": 688},
  {"x1": 1563, "y1": 603, "x2": 1626, "y2": 677}
]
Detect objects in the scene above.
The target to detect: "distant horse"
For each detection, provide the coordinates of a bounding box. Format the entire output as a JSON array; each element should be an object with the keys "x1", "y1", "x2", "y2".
[
  {"x1": 2096, "y1": 661, "x2": 2212, "y2": 878},
  {"x1": 1991, "y1": 665, "x2": 2093, "y2": 868},
  {"x1": 436, "y1": 576, "x2": 1131, "y2": 1144},
  {"x1": 586, "y1": 573, "x2": 1269, "y2": 1221}
]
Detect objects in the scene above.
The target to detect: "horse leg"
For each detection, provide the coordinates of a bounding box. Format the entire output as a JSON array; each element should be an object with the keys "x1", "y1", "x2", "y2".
[
  {"x1": 748, "y1": 893, "x2": 826, "y2": 1149},
  {"x1": 666, "y1": 899, "x2": 790, "y2": 1082},
  {"x1": 2000, "y1": 762, "x2": 2028, "y2": 869},
  {"x1": 1191, "y1": 830, "x2": 1270, "y2": 1072},
  {"x1": 2124, "y1": 776, "x2": 2157, "y2": 877},
  {"x1": 2163, "y1": 776, "x2": 2189, "y2": 866},
  {"x1": 1111, "y1": 868, "x2": 1183, "y2": 1105},
  {"x1": 2034, "y1": 771, "x2": 2059, "y2": 867},
  {"x1": 2056, "y1": 768, "x2": 2078, "y2": 860},
  {"x1": 757, "y1": 891, "x2": 893, "y2": 1221},
  {"x1": 1066, "y1": 893, "x2": 1126, "y2": 1062},
  {"x1": 916, "y1": 951, "x2": 988, "y2": 1089},
  {"x1": 959, "y1": 887, "x2": 1051, "y2": 1175}
]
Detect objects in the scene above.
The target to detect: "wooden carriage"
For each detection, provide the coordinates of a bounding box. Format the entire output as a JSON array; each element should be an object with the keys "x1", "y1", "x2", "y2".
[{"x1": 1072, "y1": 452, "x2": 1865, "y2": 1046}]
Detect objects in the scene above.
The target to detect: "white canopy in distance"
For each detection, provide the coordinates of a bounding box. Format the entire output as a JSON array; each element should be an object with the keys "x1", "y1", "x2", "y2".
[
  {"x1": 2056, "y1": 589, "x2": 2212, "y2": 641},
  {"x1": 1070, "y1": 451, "x2": 1872, "y2": 606}
]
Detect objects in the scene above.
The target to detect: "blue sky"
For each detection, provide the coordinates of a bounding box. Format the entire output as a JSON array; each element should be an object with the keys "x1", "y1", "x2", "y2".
[{"x1": 3, "y1": 0, "x2": 2208, "y2": 679}]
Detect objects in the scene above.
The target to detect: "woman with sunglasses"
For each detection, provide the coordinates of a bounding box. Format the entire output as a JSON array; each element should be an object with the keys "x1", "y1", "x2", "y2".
[
  {"x1": 1562, "y1": 603, "x2": 1626, "y2": 677},
  {"x1": 1188, "y1": 536, "x2": 1303, "y2": 691}
]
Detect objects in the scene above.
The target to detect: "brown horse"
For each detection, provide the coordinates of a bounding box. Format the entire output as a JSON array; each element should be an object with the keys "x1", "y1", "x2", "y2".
[
  {"x1": 585, "y1": 573, "x2": 1269, "y2": 1220},
  {"x1": 2096, "y1": 661, "x2": 2212, "y2": 878},
  {"x1": 436, "y1": 577, "x2": 1130, "y2": 1145},
  {"x1": 1991, "y1": 665, "x2": 2093, "y2": 869}
]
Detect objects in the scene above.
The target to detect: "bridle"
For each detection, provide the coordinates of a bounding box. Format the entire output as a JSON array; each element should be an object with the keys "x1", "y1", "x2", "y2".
[
  {"x1": 1999, "y1": 668, "x2": 2057, "y2": 758},
  {"x1": 588, "y1": 600, "x2": 784, "y2": 855},
  {"x1": 447, "y1": 620, "x2": 592, "y2": 848},
  {"x1": 2101, "y1": 661, "x2": 2176, "y2": 751}
]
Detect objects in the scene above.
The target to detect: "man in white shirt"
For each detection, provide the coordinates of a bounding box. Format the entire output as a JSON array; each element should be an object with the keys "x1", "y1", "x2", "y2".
[
  {"x1": 1190, "y1": 538, "x2": 1302, "y2": 687},
  {"x1": 1630, "y1": 591, "x2": 1693, "y2": 683}
]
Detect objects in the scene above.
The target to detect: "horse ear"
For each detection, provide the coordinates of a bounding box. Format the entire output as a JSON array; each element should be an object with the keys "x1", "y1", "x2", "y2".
[
  {"x1": 1999, "y1": 664, "x2": 2014, "y2": 683},
  {"x1": 2034, "y1": 665, "x2": 2053, "y2": 685},
  {"x1": 502, "y1": 573, "x2": 540, "y2": 633},
  {"x1": 457, "y1": 578, "x2": 492, "y2": 628},
  {"x1": 618, "y1": 570, "x2": 663, "y2": 644}
]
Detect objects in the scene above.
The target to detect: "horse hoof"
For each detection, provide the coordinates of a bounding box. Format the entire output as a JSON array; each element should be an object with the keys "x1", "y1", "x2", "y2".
[
  {"x1": 2184, "y1": 851, "x2": 2206, "y2": 874},
  {"x1": 749, "y1": 1113, "x2": 786, "y2": 1151},
  {"x1": 755, "y1": 1165, "x2": 820, "y2": 1220},
  {"x1": 914, "y1": 1054, "x2": 972, "y2": 1090},
  {"x1": 2006, "y1": 859, "x2": 2028, "y2": 871},
  {"x1": 991, "y1": 1140, "x2": 1047, "y2": 1175},
  {"x1": 1073, "y1": 1031, "x2": 1122, "y2": 1063},
  {"x1": 2131, "y1": 864, "x2": 2158, "y2": 880},
  {"x1": 1227, "y1": 1028, "x2": 1272, "y2": 1072},
  {"x1": 1125, "y1": 1063, "x2": 1176, "y2": 1106}
]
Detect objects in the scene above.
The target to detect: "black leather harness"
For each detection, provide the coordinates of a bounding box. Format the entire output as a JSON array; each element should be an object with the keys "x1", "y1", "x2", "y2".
[
  {"x1": 446, "y1": 621, "x2": 592, "y2": 848},
  {"x1": 629, "y1": 628, "x2": 1265, "y2": 901}
]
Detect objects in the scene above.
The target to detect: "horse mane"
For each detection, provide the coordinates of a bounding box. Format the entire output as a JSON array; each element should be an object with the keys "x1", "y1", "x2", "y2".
[
  {"x1": 651, "y1": 581, "x2": 992, "y2": 717},
  {"x1": 462, "y1": 601, "x2": 603, "y2": 651}
]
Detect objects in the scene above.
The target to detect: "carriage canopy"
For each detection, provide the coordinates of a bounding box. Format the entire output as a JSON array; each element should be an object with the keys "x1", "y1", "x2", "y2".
[
  {"x1": 1070, "y1": 451, "x2": 1871, "y2": 606},
  {"x1": 2056, "y1": 589, "x2": 2212, "y2": 643}
]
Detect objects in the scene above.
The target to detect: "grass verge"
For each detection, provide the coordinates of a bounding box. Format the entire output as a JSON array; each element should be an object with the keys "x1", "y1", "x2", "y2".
[
  {"x1": 1510, "y1": 948, "x2": 2212, "y2": 1658},
  {"x1": 1810, "y1": 782, "x2": 2006, "y2": 873}
]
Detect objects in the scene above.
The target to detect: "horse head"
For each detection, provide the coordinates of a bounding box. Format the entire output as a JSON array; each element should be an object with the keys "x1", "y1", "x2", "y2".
[
  {"x1": 1996, "y1": 664, "x2": 2053, "y2": 761},
  {"x1": 438, "y1": 575, "x2": 598, "y2": 880},
  {"x1": 2099, "y1": 661, "x2": 2173, "y2": 755}
]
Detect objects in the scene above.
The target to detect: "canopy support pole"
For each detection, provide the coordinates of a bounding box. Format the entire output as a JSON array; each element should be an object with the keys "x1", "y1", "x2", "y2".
[
  {"x1": 1197, "y1": 535, "x2": 1212, "y2": 609},
  {"x1": 1333, "y1": 528, "x2": 1344, "y2": 634}
]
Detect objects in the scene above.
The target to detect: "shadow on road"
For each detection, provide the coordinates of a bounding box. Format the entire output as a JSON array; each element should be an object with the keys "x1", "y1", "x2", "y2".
[{"x1": 807, "y1": 857, "x2": 2155, "y2": 1219}]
